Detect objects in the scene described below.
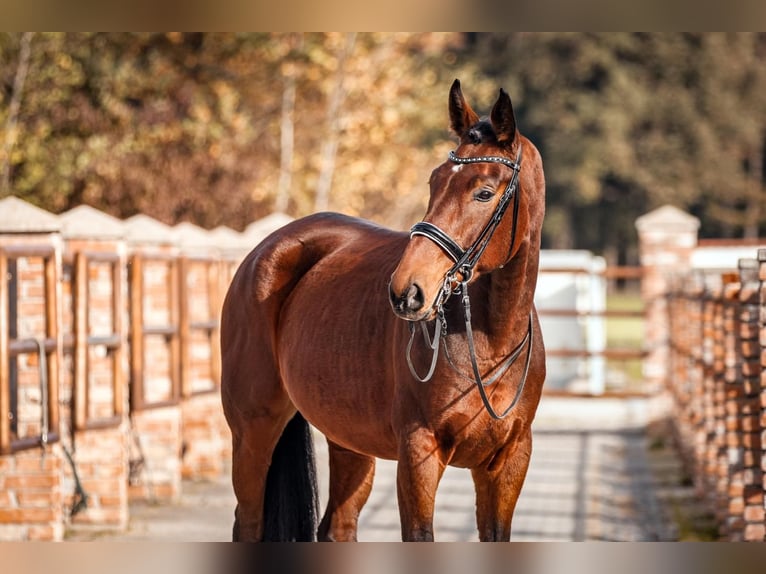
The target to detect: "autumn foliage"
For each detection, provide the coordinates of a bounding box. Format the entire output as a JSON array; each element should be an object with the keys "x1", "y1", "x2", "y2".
[{"x1": 1, "y1": 33, "x2": 765, "y2": 263}]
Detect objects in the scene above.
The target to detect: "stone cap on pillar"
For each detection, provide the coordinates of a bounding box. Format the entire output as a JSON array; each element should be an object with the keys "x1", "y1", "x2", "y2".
[
  {"x1": 0, "y1": 196, "x2": 61, "y2": 233},
  {"x1": 210, "y1": 225, "x2": 252, "y2": 256},
  {"x1": 174, "y1": 221, "x2": 217, "y2": 256},
  {"x1": 243, "y1": 212, "x2": 294, "y2": 246},
  {"x1": 59, "y1": 205, "x2": 125, "y2": 240},
  {"x1": 123, "y1": 214, "x2": 178, "y2": 247},
  {"x1": 635, "y1": 205, "x2": 700, "y2": 234}
]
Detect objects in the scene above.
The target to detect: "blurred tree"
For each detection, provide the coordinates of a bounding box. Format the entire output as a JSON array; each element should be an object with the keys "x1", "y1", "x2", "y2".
[
  {"x1": 1, "y1": 32, "x2": 764, "y2": 256},
  {"x1": 1, "y1": 32, "x2": 32, "y2": 193},
  {"x1": 471, "y1": 32, "x2": 766, "y2": 262},
  {"x1": 691, "y1": 33, "x2": 766, "y2": 239},
  {"x1": 0, "y1": 32, "x2": 274, "y2": 229}
]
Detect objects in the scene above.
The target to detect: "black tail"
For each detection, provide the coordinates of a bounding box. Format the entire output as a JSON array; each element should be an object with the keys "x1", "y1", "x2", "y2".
[{"x1": 262, "y1": 412, "x2": 320, "y2": 541}]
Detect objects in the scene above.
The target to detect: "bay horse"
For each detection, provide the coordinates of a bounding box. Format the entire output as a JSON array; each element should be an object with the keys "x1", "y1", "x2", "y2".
[{"x1": 221, "y1": 79, "x2": 546, "y2": 542}]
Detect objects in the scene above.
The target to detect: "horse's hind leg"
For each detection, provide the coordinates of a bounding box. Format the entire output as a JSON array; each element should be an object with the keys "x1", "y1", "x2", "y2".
[
  {"x1": 229, "y1": 397, "x2": 295, "y2": 542},
  {"x1": 471, "y1": 427, "x2": 533, "y2": 541},
  {"x1": 318, "y1": 440, "x2": 376, "y2": 542},
  {"x1": 224, "y1": 336, "x2": 296, "y2": 543}
]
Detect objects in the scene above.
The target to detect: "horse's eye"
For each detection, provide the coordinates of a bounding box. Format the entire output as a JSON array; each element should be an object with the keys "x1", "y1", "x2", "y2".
[{"x1": 474, "y1": 188, "x2": 495, "y2": 202}]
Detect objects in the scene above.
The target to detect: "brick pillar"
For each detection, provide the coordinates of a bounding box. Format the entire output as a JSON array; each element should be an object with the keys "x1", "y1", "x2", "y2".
[
  {"x1": 123, "y1": 215, "x2": 182, "y2": 503},
  {"x1": 174, "y1": 222, "x2": 227, "y2": 480},
  {"x1": 666, "y1": 272, "x2": 701, "y2": 487},
  {"x1": 635, "y1": 205, "x2": 700, "y2": 395},
  {"x1": 58, "y1": 205, "x2": 130, "y2": 532},
  {"x1": 722, "y1": 275, "x2": 744, "y2": 539},
  {"x1": 700, "y1": 275, "x2": 718, "y2": 500},
  {"x1": 0, "y1": 197, "x2": 64, "y2": 541},
  {"x1": 737, "y1": 258, "x2": 764, "y2": 541},
  {"x1": 709, "y1": 277, "x2": 729, "y2": 532},
  {"x1": 209, "y1": 226, "x2": 249, "y2": 466},
  {"x1": 686, "y1": 273, "x2": 707, "y2": 496}
]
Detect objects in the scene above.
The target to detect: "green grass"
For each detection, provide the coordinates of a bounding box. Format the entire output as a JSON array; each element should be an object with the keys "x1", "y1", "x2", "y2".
[
  {"x1": 604, "y1": 291, "x2": 645, "y2": 392},
  {"x1": 606, "y1": 292, "x2": 644, "y2": 347}
]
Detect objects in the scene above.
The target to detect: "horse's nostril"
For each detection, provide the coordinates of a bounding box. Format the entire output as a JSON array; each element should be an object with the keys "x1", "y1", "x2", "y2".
[
  {"x1": 389, "y1": 282, "x2": 425, "y2": 315},
  {"x1": 405, "y1": 283, "x2": 424, "y2": 312},
  {"x1": 388, "y1": 283, "x2": 399, "y2": 309}
]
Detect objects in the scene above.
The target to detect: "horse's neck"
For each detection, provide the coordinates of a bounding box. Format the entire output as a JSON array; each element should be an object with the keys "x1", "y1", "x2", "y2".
[{"x1": 486, "y1": 241, "x2": 539, "y2": 343}]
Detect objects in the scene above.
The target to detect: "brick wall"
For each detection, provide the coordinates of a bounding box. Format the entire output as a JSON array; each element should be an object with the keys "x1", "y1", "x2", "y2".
[
  {"x1": 0, "y1": 199, "x2": 252, "y2": 540},
  {"x1": 125, "y1": 216, "x2": 183, "y2": 503},
  {"x1": 176, "y1": 238, "x2": 229, "y2": 479},
  {"x1": 0, "y1": 197, "x2": 63, "y2": 540},
  {"x1": 59, "y1": 206, "x2": 130, "y2": 533},
  {"x1": 637, "y1": 204, "x2": 766, "y2": 542},
  {"x1": 665, "y1": 256, "x2": 766, "y2": 541},
  {"x1": 0, "y1": 446, "x2": 64, "y2": 541}
]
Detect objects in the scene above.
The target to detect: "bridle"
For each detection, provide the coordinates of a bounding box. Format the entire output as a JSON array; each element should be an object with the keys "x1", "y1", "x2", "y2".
[
  {"x1": 411, "y1": 145, "x2": 523, "y2": 286},
  {"x1": 405, "y1": 143, "x2": 533, "y2": 420}
]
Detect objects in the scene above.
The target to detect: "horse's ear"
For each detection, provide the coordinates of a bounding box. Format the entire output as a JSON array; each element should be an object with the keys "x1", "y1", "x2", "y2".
[
  {"x1": 449, "y1": 79, "x2": 480, "y2": 139},
  {"x1": 490, "y1": 88, "x2": 517, "y2": 146}
]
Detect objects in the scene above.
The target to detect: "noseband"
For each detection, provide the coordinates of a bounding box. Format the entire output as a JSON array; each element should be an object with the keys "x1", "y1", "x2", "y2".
[{"x1": 405, "y1": 144, "x2": 533, "y2": 420}]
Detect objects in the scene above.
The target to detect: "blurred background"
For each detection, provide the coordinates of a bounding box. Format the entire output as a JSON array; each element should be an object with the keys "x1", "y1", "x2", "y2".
[
  {"x1": 2, "y1": 32, "x2": 764, "y2": 269},
  {"x1": 3, "y1": 32, "x2": 766, "y2": 544}
]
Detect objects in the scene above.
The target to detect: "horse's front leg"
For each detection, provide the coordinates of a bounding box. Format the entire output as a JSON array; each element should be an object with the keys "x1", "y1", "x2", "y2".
[
  {"x1": 471, "y1": 426, "x2": 532, "y2": 541},
  {"x1": 396, "y1": 427, "x2": 444, "y2": 541}
]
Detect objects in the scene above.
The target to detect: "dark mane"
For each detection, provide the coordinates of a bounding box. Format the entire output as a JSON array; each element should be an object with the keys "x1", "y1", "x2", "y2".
[{"x1": 465, "y1": 119, "x2": 498, "y2": 145}]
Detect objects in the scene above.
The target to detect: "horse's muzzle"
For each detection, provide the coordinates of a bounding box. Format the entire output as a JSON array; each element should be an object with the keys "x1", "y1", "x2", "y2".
[{"x1": 388, "y1": 281, "x2": 425, "y2": 321}]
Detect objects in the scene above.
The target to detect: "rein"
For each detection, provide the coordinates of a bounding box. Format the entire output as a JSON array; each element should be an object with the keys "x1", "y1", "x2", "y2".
[{"x1": 405, "y1": 145, "x2": 533, "y2": 420}]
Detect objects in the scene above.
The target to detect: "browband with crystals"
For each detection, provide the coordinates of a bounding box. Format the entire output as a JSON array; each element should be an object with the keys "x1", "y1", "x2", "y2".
[{"x1": 448, "y1": 150, "x2": 520, "y2": 171}]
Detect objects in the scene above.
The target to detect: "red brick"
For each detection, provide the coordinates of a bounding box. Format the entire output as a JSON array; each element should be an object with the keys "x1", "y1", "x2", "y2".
[
  {"x1": 744, "y1": 523, "x2": 765, "y2": 542},
  {"x1": 742, "y1": 357, "x2": 761, "y2": 375},
  {"x1": 744, "y1": 505, "x2": 765, "y2": 523},
  {"x1": 0, "y1": 491, "x2": 13, "y2": 506},
  {"x1": 28, "y1": 523, "x2": 63, "y2": 541},
  {"x1": 14, "y1": 455, "x2": 59, "y2": 473},
  {"x1": 98, "y1": 495, "x2": 125, "y2": 508},
  {"x1": 0, "y1": 507, "x2": 58, "y2": 524},
  {"x1": 3, "y1": 474, "x2": 58, "y2": 489},
  {"x1": 740, "y1": 323, "x2": 760, "y2": 340},
  {"x1": 741, "y1": 340, "x2": 761, "y2": 358},
  {"x1": 743, "y1": 433, "x2": 760, "y2": 450},
  {"x1": 71, "y1": 507, "x2": 124, "y2": 526},
  {"x1": 742, "y1": 415, "x2": 761, "y2": 432},
  {"x1": 16, "y1": 491, "x2": 57, "y2": 508},
  {"x1": 743, "y1": 468, "x2": 763, "y2": 484},
  {"x1": 743, "y1": 485, "x2": 763, "y2": 504},
  {"x1": 725, "y1": 418, "x2": 740, "y2": 432},
  {"x1": 80, "y1": 478, "x2": 123, "y2": 496},
  {"x1": 743, "y1": 379, "x2": 760, "y2": 396}
]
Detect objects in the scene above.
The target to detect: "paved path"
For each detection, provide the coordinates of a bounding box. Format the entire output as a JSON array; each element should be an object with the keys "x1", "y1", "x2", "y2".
[{"x1": 67, "y1": 396, "x2": 679, "y2": 542}]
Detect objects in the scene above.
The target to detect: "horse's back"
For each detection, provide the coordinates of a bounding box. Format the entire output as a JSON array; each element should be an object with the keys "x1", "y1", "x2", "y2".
[
  {"x1": 224, "y1": 212, "x2": 403, "y2": 315},
  {"x1": 220, "y1": 212, "x2": 405, "y2": 434}
]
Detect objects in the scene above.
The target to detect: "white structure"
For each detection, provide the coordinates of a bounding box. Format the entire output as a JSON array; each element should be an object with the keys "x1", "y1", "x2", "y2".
[{"x1": 535, "y1": 250, "x2": 607, "y2": 394}]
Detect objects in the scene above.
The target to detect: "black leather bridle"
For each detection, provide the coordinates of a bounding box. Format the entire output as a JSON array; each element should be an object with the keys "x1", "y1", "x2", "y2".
[
  {"x1": 405, "y1": 144, "x2": 533, "y2": 420},
  {"x1": 411, "y1": 145, "x2": 524, "y2": 289}
]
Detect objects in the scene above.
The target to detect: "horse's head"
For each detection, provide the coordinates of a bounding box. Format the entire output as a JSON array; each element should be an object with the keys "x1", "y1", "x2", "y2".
[{"x1": 389, "y1": 79, "x2": 545, "y2": 322}]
